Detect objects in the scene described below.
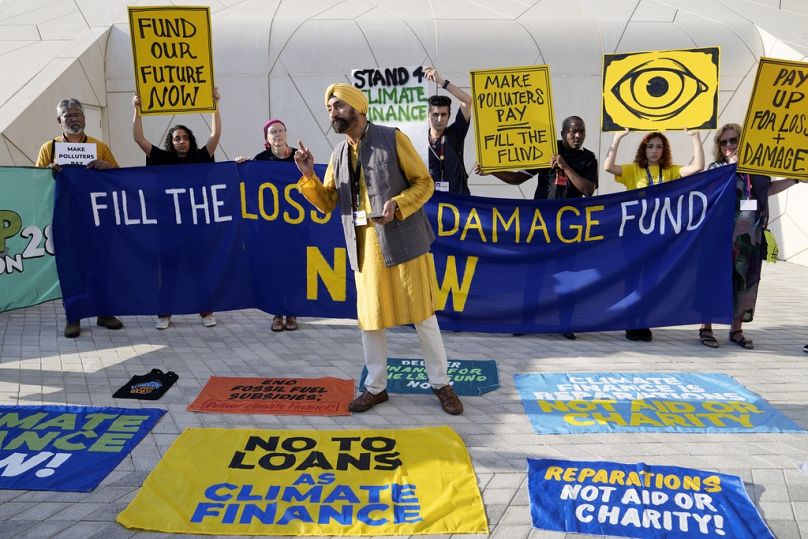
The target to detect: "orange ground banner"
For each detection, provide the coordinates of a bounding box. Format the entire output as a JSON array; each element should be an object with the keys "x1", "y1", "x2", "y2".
[{"x1": 187, "y1": 377, "x2": 355, "y2": 416}]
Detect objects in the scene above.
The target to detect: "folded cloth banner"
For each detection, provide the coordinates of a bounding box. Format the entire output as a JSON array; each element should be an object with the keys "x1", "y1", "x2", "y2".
[
  {"x1": 117, "y1": 426, "x2": 488, "y2": 535},
  {"x1": 53, "y1": 160, "x2": 736, "y2": 333},
  {"x1": 527, "y1": 458, "x2": 774, "y2": 539},
  {"x1": 515, "y1": 372, "x2": 805, "y2": 434},
  {"x1": 359, "y1": 358, "x2": 499, "y2": 395},
  {"x1": 0, "y1": 167, "x2": 61, "y2": 313},
  {"x1": 113, "y1": 368, "x2": 178, "y2": 400},
  {"x1": 187, "y1": 376, "x2": 355, "y2": 415},
  {"x1": 0, "y1": 404, "x2": 164, "y2": 492}
]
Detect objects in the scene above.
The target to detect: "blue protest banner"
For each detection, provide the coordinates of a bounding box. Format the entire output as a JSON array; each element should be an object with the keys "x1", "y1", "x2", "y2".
[
  {"x1": 527, "y1": 458, "x2": 774, "y2": 539},
  {"x1": 0, "y1": 404, "x2": 164, "y2": 492},
  {"x1": 359, "y1": 358, "x2": 499, "y2": 395},
  {"x1": 515, "y1": 372, "x2": 805, "y2": 434},
  {"x1": 53, "y1": 160, "x2": 736, "y2": 333}
]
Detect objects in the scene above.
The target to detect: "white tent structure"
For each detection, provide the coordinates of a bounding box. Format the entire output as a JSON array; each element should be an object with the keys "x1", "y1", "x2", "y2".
[{"x1": 1, "y1": 0, "x2": 807, "y2": 262}]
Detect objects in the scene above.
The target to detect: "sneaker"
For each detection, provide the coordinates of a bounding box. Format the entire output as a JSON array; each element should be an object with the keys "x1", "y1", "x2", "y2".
[
  {"x1": 96, "y1": 316, "x2": 123, "y2": 330},
  {"x1": 348, "y1": 389, "x2": 389, "y2": 413},
  {"x1": 626, "y1": 328, "x2": 653, "y2": 342},
  {"x1": 155, "y1": 316, "x2": 171, "y2": 330},
  {"x1": 202, "y1": 314, "x2": 217, "y2": 327},
  {"x1": 433, "y1": 385, "x2": 463, "y2": 415},
  {"x1": 562, "y1": 333, "x2": 577, "y2": 340},
  {"x1": 64, "y1": 321, "x2": 81, "y2": 338}
]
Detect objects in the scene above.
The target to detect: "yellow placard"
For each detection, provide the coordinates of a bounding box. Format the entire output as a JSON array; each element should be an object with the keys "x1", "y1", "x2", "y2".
[
  {"x1": 117, "y1": 426, "x2": 488, "y2": 536},
  {"x1": 470, "y1": 65, "x2": 557, "y2": 173},
  {"x1": 128, "y1": 6, "x2": 215, "y2": 115},
  {"x1": 602, "y1": 47, "x2": 719, "y2": 131},
  {"x1": 738, "y1": 57, "x2": 808, "y2": 180}
]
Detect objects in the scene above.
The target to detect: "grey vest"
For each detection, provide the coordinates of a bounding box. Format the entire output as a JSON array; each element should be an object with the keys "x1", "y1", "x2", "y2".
[{"x1": 331, "y1": 123, "x2": 435, "y2": 270}]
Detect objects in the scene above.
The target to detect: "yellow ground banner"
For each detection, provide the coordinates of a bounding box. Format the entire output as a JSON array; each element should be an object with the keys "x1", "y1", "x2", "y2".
[
  {"x1": 471, "y1": 65, "x2": 557, "y2": 173},
  {"x1": 117, "y1": 426, "x2": 488, "y2": 536},
  {"x1": 602, "y1": 47, "x2": 719, "y2": 131},
  {"x1": 738, "y1": 57, "x2": 808, "y2": 180},
  {"x1": 128, "y1": 6, "x2": 215, "y2": 115}
]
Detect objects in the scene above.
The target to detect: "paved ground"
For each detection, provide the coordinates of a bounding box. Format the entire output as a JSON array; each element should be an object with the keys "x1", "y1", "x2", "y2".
[{"x1": 1, "y1": 261, "x2": 807, "y2": 539}]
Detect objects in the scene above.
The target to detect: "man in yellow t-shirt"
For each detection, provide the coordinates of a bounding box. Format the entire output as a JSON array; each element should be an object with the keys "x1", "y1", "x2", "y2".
[{"x1": 35, "y1": 97, "x2": 123, "y2": 338}]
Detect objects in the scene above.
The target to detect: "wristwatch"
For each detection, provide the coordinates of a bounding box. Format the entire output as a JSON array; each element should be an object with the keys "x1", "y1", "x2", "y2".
[{"x1": 442, "y1": 80, "x2": 450, "y2": 89}]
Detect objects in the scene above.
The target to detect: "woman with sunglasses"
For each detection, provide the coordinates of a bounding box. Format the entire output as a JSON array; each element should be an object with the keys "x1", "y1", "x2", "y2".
[{"x1": 698, "y1": 123, "x2": 796, "y2": 349}]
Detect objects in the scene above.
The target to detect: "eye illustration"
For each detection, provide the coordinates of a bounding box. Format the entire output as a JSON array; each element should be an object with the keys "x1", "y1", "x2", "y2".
[{"x1": 611, "y1": 57, "x2": 708, "y2": 121}]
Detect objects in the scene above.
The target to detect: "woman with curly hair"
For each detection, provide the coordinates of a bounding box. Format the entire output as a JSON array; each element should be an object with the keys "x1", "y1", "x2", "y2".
[{"x1": 603, "y1": 128, "x2": 704, "y2": 342}]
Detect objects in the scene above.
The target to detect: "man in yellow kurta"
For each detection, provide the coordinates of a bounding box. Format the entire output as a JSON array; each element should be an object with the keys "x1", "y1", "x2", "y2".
[{"x1": 294, "y1": 83, "x2": 463, "y2": 415}]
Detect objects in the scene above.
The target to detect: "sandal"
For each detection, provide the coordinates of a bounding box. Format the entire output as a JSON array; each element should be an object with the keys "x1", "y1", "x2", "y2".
[
  {"x1": 729, "y1": 330, "x2": 754, "y2": 349},
  {"x1": 284, "y1": 316, "x2": 298, "y2": 331},
  {"x1": 699, "y1": 328, "x2": 719, "y2": 348},
  {"x1": 271, "y1": 316, "x2": 284, "y2": 332}
]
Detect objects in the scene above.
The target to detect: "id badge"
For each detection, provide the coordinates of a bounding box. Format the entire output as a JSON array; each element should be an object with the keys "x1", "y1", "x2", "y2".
[
  {"x1": 353, "y1": 210, "x2": 368, "y2": 226},
  {"x1": 740, "y1": 199, "x2": 757, "y2": 211},
  {"x1": 435, "y1": 181, "x2": 450, "y2": 192}
]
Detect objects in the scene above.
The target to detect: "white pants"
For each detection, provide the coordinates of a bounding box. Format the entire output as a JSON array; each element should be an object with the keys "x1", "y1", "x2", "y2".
[{"x1": 361, "y1": 315, "x2": 449, "y2": 394}]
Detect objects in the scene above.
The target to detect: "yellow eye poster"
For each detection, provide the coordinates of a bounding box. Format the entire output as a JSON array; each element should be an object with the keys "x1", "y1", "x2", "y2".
[
  {"x1": 738, "y1": 57, "x2": 808, "y2": 180},
  {"x1": 128, "y1": 6, "x2": 216, "y2": 115},
  {"x1": 471, "y1": 65, "x2": 557, "y2": 173},
  {"x1": 117, "y1": 426, "x2": 488, "y2": 536},
  {"x1": 602, "y1": 47, "x2": 719, "y2": 131}
]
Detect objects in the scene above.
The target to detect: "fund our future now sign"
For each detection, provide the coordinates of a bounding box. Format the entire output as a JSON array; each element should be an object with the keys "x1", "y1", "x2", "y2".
[
  {"x1": 128, "y1": 6, "x2": 216, "y2": 115},
  {"x1": 351, "y1": 66, "x2": 429, "y2": 162}
]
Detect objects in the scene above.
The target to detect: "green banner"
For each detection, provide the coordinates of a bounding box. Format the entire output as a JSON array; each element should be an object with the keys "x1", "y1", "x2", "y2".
[{"x1": 0, "y1": 166, "x2": 61, "y2": 312}]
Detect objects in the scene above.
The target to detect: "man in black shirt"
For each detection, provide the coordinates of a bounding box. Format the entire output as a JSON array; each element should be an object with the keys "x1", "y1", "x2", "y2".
[
  {"x1": 484, "y1": 116, "x2": 598, "y2": 340},
  {"x1": 424, "y1": 66, "x2": 473, "y2": 195}
]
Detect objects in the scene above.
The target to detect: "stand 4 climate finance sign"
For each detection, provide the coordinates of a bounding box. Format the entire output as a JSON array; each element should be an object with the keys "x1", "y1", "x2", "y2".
[
  {"x1": 128, "y1": 6, "x2": 215, "y2": 115},
  {"x1": 602, "y1": 47, "x2": 719, "y2": 131},
  {"x1": 117, "y1": 426, "x2": 488, "y2": 536},
  {"x1": 471, "y1": 65, "x2": 556, "y2": 173},
  {"x1": 739, "y1": 57, "x2": 808, "y2": 180}
]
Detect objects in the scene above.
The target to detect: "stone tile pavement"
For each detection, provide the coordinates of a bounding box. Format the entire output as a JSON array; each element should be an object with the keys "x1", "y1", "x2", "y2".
[{"x1": 1, "y1": 261, "x2": 807, "y2": 538}]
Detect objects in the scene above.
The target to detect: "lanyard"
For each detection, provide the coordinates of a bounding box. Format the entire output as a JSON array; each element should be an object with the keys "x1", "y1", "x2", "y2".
[
  {"x1": 742, "y1": 173, "x2": 752, "y2": 200},
  {"x1": 429, "y1": 134, "x2": 446, "y2": 180},
  {"x1": 348, "y1": 150, "x2": 362, "y2": 212},
  {"x1": 645, "y1": 165, "x2": 663, "y2": 186}
]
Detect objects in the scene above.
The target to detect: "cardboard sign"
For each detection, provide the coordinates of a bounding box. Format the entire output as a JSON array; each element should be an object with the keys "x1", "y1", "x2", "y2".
[
  {"x1": 54, "y1": 142, "x2": 97, "y2": 165},
  {"x1": 351, "y1": 66, "x2": 429, "y2": 162},
  {"x1": 470, "y1": 65, "x2": 557, "y2": 172},
  {"x1": 117, "y1": 426, "x2": 488, "y2": 535},
  {"x1": 602, "y1": 47, "x2": 719, "y2": 131},
  {"x1": 128, "y1": 6, "x2": 216, "y2": 115},
  {"x1": 528, "y1": 458, "x2": 774, "y2": 538},
  {"x1": 515, "y1": 372, "x2": 805, "y2": 435},
  {"x1": 738, "y1": 57, "x2": 808, "y2": 179},
  {"x1": 187, "y1": 377, "x2": 355, "y2": 415}
]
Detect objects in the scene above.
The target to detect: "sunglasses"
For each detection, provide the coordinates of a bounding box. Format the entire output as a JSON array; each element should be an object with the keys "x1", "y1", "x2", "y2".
[{"x1": 719, "y1": 137, "x2": 738, "y2": 147}]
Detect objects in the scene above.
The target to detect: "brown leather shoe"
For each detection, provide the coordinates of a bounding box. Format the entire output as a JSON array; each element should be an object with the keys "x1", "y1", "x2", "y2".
[
  {"x1": 97, "y1": 316, "x2": 123, "y2": 330},
  {"x1": 348, "y1": 389, "x2": 389, "y2": 413},
  {"x1": 64, "y1": 321, "x2": 81, "y2": 338},
  {"x1": 433, "y1": 385, "x2": 463, "y2": 415}
]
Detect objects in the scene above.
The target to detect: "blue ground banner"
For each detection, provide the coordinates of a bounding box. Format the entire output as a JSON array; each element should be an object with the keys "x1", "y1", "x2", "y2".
[
  {"x1": 359, "y1": 358, "x2": 499, "y2": 395},
  {"x1": 53, "y1": 161, "x2": 736, "y2": 333},
  {"x1": 0, "y1": 167, "x2": 61, "y2": 313},
  {"x1": 527, "y1": 458, "x2": 773, "y2": 539},
  {"x1": 0, "y1": 404, "x2": 164, "y2": 492},
  {"x1": 515, "y1": 372, "x2": 805, "y2": 434}
]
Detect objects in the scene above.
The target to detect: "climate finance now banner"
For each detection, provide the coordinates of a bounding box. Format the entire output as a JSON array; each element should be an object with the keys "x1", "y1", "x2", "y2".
[
  {"x1": 0, "y1": 405, "x2": 164, "y2": 492},
  {"x1": 515, "y1": 372, "x2": 805, "y2": 434},
  {"x1": 54, "y1": 160, "x2": 736, "y2": 333},
  {"x1": 527, "y1": 458, "x2": 773, "y2": 538},
  {"x1": 117, "y1": 426, "x2": 488, "y2": 535}
]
